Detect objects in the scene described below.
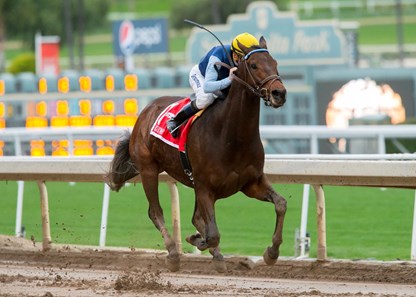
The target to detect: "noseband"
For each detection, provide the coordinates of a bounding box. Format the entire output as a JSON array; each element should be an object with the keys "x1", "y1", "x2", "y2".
[{"x1": 234, "y1": 49, "x2": 281, "y2": 106}]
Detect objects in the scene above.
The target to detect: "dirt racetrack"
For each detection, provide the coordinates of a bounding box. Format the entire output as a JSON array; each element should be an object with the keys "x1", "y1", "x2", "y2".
[{"x1": 1, "y1": 235, "x2": 415, "y2": 297}]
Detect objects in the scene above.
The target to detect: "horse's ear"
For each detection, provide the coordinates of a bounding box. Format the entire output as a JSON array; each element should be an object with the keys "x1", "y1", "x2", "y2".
[{"x1": 259, "y1": 36, "x2": 268, "y2": 49}]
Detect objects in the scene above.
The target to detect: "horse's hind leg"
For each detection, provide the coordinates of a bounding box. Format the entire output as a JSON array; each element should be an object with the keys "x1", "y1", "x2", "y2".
[
  {"x1": 242, "y1": 175, "x2": 287, "y2": 265},
  {"x1": 186, "y1": 204, "x2": 226, "y2": 272},
  {"x1": 209, "y1": 246, "x2": 226, "y2": 272},
  {"x1": 140, "y1": 165, "x2": 180, "y2": 271}
]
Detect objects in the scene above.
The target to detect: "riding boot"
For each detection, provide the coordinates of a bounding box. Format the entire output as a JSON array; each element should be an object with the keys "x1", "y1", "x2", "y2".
[{"x1": 167, "y1": 101, "x2": 199, "y2": 138}]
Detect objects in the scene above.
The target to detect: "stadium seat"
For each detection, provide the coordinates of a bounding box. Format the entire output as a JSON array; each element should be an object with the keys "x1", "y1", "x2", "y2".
[
  {"x1": 153, "y1": 67, "x2": 175, "y2": 88},
  {"x1": 131, "y1": 68, "x2": 152, "y2": 89},
  {"x1": 82, "y1": 69, "x2": 104, "y2": 91},
  {"x1": 175, "y1": 65, "x2": 192, "y2": 88},
  {"x1": 0, "y1": 73, "x2": 17, "y2": 93},
  {"x1": 105, "y1": 68, "x2": 124, "y2": 90},
  {"x1": 16, "y1": 72, "x2": 36, "y2": 93}
]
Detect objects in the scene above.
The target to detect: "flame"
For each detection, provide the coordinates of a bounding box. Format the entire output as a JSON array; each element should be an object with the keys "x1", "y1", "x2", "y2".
[{"x1": 326, "y1": 78, "x2": 406, "y2": 128}]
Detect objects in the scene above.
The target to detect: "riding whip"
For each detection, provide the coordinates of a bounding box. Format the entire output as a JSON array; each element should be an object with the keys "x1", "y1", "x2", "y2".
[{"x1": 184, "y1": 19, "x2": 234, "y2": 67}]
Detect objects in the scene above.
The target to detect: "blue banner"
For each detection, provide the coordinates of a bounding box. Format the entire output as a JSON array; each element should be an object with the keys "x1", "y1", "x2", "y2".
[{"x1": 113, "y1": 18, "x2": 169, "y2": 56}]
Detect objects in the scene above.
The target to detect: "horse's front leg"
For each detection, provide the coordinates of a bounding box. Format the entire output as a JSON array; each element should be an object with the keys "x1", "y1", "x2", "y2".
[
  {"x1": 141, "y1": 167, "x2": 180, "y2": 271},
  {"x1": 186, "y1": 186, "x2": 226, "y2": 272},
  {"x1": 186, "y1": 203, "x2": 226, "y2": 272},
  {"x1": 186, "y1": 200, "x2": 210, "y2": 251},
  {"x1": 242, "y1": 174, "x2": 287, "y2": 265}
]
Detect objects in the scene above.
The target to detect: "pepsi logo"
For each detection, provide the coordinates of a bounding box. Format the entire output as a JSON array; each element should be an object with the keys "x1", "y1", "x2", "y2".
[{"x1": 119, "y1": 20, "x2": 135, "y2": 56}]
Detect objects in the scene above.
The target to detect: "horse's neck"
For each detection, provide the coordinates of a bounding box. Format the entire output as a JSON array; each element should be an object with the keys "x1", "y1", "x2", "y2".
[{"x1": 219, "y1": 87, "x2": 261, "y2": 142}]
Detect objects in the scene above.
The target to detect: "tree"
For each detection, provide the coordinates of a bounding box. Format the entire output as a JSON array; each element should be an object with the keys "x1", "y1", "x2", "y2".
[
  {"x1": 0, "y1": 0, "x2": 110, "y2": 70},
  {"x1": 0, "y1": 1, "x2": 7, "y2": 71},
  {"x1": 170, "y1": 0, "x2": 289, "y2": 30}
]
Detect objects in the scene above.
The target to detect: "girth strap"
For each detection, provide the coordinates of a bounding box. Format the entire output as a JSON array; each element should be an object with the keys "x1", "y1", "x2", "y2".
[{"x1": 180, "y1": 151, "x2": 193, "y2": 182}]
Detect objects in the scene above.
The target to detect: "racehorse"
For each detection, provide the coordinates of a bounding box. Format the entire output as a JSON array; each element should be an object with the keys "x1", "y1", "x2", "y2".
[{"x1": 106, "y1": 36, "x2": 287, "y2": 272}]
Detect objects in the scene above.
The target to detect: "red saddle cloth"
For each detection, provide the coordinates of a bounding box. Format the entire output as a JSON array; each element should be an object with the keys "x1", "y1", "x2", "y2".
[{"x1": 150, "y1": 97, "x2": 197, "y2": 152}]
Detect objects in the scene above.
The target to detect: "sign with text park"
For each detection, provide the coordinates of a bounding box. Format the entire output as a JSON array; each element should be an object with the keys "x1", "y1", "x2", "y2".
[{"x1": 186, "y1": 1, "x2": 348, "y2": 66}]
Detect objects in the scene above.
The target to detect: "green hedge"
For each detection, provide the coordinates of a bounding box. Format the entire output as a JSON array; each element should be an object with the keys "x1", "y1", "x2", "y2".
[{"x1": 7, "y1": 52, "x2": 35, "y2": 74}]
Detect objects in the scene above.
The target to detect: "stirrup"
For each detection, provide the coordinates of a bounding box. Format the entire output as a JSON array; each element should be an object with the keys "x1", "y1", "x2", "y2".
[{"x1": 166, "y1": 101, "x2": 198, "y2": 139}]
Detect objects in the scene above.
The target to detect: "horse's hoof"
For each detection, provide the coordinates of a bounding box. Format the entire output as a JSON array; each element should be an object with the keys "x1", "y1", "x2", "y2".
[
  {"x1": 166, "y1": 254, "x2": 180, "y2": 272},
  {"x1": 212, "y1": 258, "x2": 227, "y2": 273},
  {"x1": 185, "y1": 235, "x2": 194, "y2": 244},
  {"x1": 263, "y1": 247, "x2": 277, "y2": 266},
  {"x1": 186, "y1": 233, "x2": 202, "y2": 245}
]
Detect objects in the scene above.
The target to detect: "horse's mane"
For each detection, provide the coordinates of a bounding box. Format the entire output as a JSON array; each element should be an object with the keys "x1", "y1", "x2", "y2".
[
  {"x1": 246, "y1": 44, "x2": 263, "y2": 54},
  {"x1": 251, "y1": 44, "x2": 263, "y2": 50}
]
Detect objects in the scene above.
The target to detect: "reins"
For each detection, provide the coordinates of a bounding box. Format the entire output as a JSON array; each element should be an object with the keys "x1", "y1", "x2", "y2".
[{"x1": 215, "y1": 49, "x2": 281, "y2": 105}]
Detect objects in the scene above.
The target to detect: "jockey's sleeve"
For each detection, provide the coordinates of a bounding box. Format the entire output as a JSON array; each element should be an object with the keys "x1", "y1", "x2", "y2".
[{"x1": 203, "y1": 56, "x2": 232, "y2": 93}]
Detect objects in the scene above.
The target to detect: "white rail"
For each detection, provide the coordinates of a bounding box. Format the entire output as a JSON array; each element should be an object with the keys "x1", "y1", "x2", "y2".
[
  {"x1": 0, "y1": 155, "x2": 415, "y2": 261},
  {"x1": 260, "y1": 125, "x2": 416, "y2": 154},
  {"x1": 1, "y1": 125, "x2": 416, "y2": 155}
]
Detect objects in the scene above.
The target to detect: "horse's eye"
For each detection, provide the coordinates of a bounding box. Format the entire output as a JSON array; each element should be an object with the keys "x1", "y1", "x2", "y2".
[{"x1": 250, "y1": 63, "x2": 257, "y2": 70}]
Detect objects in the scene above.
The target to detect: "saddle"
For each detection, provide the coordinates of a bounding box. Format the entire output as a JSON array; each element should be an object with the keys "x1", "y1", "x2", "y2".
[
  {"x1": 150, "y1": 97, "x2": 202, "y2": 152},
  {"x1": 150, "y1": 97, "x2": 203, "y2": 181}
]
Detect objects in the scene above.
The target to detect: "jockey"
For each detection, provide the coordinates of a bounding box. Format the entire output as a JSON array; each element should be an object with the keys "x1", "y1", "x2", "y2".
[{"x1": 167, "y1": 32, "x2": 260, "y2": 138}]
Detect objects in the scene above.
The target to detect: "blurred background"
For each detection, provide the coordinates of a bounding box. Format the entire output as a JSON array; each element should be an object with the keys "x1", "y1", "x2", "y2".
[
  {"x1": 1, "y1": 1, "x2": 416, "y2": 260},
  {"x1": 2, "y1": 0, "x2": 415, "y2": 70},
  {"x1": 0, "y1": 0, "x2": 415, "y2": 156}
]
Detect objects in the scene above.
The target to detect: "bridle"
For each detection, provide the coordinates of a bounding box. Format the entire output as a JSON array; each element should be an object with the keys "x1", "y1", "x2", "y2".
[{"x1": 217, "y1": 49, "x2": 282, "y2": 106}]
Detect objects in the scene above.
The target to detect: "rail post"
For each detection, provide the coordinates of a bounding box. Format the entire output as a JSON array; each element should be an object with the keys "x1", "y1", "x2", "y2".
[
  {"x1": 313, "y1": 184, "x2": 327, "y2": 261},
  {"x1": 168, "y1": 181, "x2": 182, "y2": 254},
  {"x1": 411, "y1": 190, "x2": 416, "y2": 261},
  {"x1": 99, "y1": 184, "x2": 111, "y2": 247},
  {"x1": 37, "y1": 181, "x2": 52, "y2": 251}
]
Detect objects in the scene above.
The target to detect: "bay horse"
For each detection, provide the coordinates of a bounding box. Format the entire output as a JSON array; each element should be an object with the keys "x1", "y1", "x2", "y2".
[{"x1": 107, "y1": 36, "x2": 287, "y2": 272}]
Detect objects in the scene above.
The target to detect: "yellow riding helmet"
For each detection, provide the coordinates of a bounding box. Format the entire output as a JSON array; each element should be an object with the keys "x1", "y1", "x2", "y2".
[{"x1": 231, "y1": 33, "x2": 259, "y2": 55}]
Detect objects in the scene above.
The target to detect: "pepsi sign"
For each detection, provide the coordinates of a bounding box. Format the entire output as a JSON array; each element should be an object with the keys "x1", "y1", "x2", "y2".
[{"x1": 113, "y1": 18, "x2": 169, "y2": 56}]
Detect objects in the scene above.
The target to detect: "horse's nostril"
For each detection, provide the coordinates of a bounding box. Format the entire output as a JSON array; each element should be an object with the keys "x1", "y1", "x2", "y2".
[{"x1": 272, "y1": 89, "x2": 286, "y2": 100}]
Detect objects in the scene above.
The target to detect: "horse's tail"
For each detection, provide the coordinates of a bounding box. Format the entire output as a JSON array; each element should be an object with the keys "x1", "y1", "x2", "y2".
[{"x1": 106, "y1": 130, "x2": 139, "y2": 192}]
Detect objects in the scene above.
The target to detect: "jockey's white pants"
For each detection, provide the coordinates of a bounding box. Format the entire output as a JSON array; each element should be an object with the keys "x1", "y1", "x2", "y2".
[{"x1": 189, "y1": 64, "x2": 215, "y2": 110}]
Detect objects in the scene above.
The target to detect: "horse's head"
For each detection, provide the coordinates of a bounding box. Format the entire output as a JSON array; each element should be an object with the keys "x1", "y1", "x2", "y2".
[{"x1": 233, "y1": 36, "x2": 286, "y2": 108}]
